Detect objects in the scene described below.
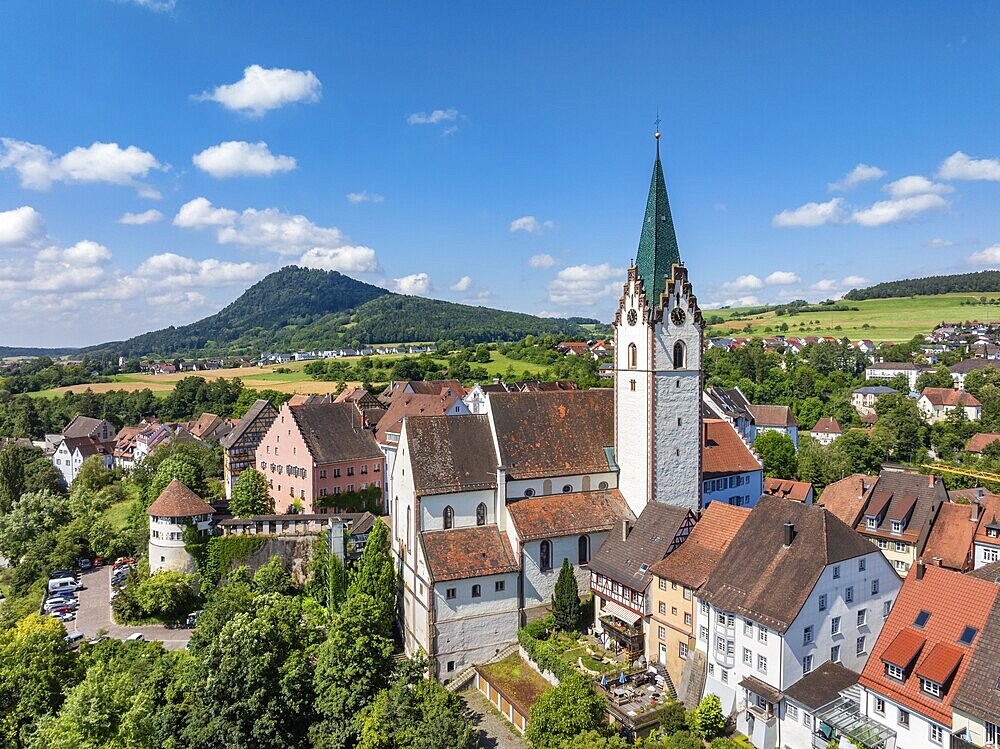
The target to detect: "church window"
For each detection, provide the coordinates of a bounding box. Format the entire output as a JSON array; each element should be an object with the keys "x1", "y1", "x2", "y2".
[
  {"x1": 673, "y1": 341, "x2": 686, "y2": 369},
  {"x1": 598, "y1": 481, "x2": 609, "y2": 490},
  {"x1": 543, "y1": 479, "x2": 552, "y2": 494},
  {"x1": 579, "y1": 535, "x2": 590, "y2": 564},
  {"x1": 540, "y1": 540, "x2": 552, "y2": 572},
  {"x1": 677, "y1": 417, "x2": 682, "y2": 426},
  {"x1": 628, "y1": 343, "x2": 637, "y2": 369},
  {"x1": 443, "y1": 505, "x2": 454, "y2": 530},
  {"x1": 476, "y1": 503, "x2": 487, "y2": 526},
  {"x1": 630, "y1": 379, "x2": 636, "y2": 392},
  {"x1": 582, "y1": 476, "x2": 591, "y2": 491}
]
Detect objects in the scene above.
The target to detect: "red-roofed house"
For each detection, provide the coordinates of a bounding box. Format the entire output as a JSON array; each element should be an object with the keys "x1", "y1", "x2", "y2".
[
  {"x1": 810, "y1": 417, "x2": 844, "y2": 446},
  {"x1": 859, "y1": 563, "x2": 999, "y2": 749},
  {"x1": 917, "y1": 388, "x2": 982, "y2": 423},
  {"x1": 147, "y1": 479, "x2": 215, "y2": 573},
  {"x1": 763, "y1": 477, "x2": 815, "y2": 504},
  {"x1": 972, "y1": 492, "x2": 1000, "y2": 569},
  {"x1": 922, "y1": 502, "x2": 979, "y2": 572},
  {"x1": 702, "y1": 419, "x2": 764, "y2": 508},
  {"x1": 964, "y1": 432, "x2": 1000, "y2": 455}
]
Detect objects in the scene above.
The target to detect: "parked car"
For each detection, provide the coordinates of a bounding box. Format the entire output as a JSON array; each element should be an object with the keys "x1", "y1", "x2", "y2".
[
  {"x1": 51, "y1": 611, "x2": 75, "y2": 622},
  {"x1": 43, "y1": 599, "x2": 77, "y2": 612},
  {"x1": 124, "y1": 633, "x2": 144, "y2": 642},
  {"x1": 78, "y1": 558, "x2": 92, "y2": 571},
  {"x1": 87, "y1": 636, "x2": 109, "y2": 646},
  {"x1": 49, "y1": 569, "x2": 76, "y2": 580},
  {"x1": 185, "y1": 610, "x2": 204, "y2": 627},
  {"x1": 65, "y1": 632, "x2": 85, "y2": 648},
  {"x1": 113, "y1": 558, "x2": 135, "y2": 569},
  {"x1": 47, "y1": 577, "x2": 82, "y2": 594},
  {"x1": 92, "y1": 557, "x2": 106, "y2": 568}
]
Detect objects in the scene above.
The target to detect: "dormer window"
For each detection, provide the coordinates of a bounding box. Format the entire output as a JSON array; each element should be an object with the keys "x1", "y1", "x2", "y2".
[
  {"x1": 921, "y1": 678, "x2": 942, "y2": 698},
  {"x1": 890, "y1": 519, "x2": 903, "y2": 534},
  {"x1": 866, "y1": 516, "x2": 877, "y2": 529},
  {"x1": 886, "y1": 663, "x2": 905, "y2": 681}
]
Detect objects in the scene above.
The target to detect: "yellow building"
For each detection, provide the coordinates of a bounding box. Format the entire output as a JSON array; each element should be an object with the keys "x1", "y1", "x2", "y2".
[{"x1": 648, "y1": 502, "x2": 750, "y2": 698}]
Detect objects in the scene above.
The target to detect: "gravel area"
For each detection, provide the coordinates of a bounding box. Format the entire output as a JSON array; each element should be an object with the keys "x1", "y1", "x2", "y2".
[{"x1": 459, "y1": 688, "x2": 527, "y2": 749}]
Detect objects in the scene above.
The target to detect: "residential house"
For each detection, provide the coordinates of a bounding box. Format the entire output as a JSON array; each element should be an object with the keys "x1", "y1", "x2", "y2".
[
  {"x1": 949, "y1": 358, "x2": 998, "y2": 390},
  {"x1": 950, "y1": 577, "x2": 1000, "y2": 749},
  {"x1": 134, "y1": 423, "x2": 204, "y2": 465},
  {"x1": 113, "y1": 421, "x2": 157, "y2": 470},
  {"x1": 866, "y1": 362, "x2": 933, "y2": 390},
  {"x1": 696, "y1": 495, "x2": 902, "y2": 749},
  {"x1": 971, "y1": 492, "x2": 1000, "y2": 569},
  {"x1": 964, "y1": 433, "x2": 1000, "y2": 455},
  {"x1": 51, "y1": 415, "x2": 117, "y2": 485},
  {"x1": 648, "y1": 502, "x2": 751, "y2": 701},
  {"x1": 589, "y1": 503, "x2": 695, "y2": 663},
  {"x1": 852, "y1": 386, "x2": 898, "y2": 416},
  {"x1": 702, "y1": 386, "x2": 756, "y2": 445},
  {"x1": 810, "y1": 417, "x2": 844, "y2": 446},
  {"x1": 921, "y1": 502, "x2": 979, "y2": 572},
  {"x1": 818, "y1": 474, "x2": 879, "y2": 529},
  {"x1": 779, "y1": 662, "x2": 865, "y2": 749},
  {"x1": 184, "y1": 412, "x2": 233, "y2": 442},
  {"x1": 256, "y1": 401, "x2": 384, "y2": 514},
  {"x1": 147, "y1": 479, "x2": 215, "y2": 574},
  {"x1": 917, "y1": 388, "x2": 982, "y2": 423},
  {"x1": 334, "y1": 387, "x2": 381, "y2": 410},
  {"x1": 858, "y1": 563, "x2": 999, "y2": 749},
  {"x1": 748, "y1": 404, "x2": 799, "y2": 450},
  {"x1": 558, "y1": 341, "x2": 591, "y2": 357},
  {"x1": 221, "y1": 399, "x2": 278, "y2": 500},
  {"x1": 701, "y1": 419, "x2": 764, "y2": 508},
  {"x1": 763, "y1": 477, "x2": 814, "y2": 504}
]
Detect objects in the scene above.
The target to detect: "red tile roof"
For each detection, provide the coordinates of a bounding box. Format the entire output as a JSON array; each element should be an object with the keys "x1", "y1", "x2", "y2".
[
  {"x1": 507, "y1": 489, "x2": 633, "y2": 542},
  {"x1": 916, "y1": 642, "x2": 965, "y2": 685},
  {"x1": 922, "y1": 502, "x2": 977, "y2": 571},
  {"x1": 650, "y1": 502, "x2": 751, "y2": 589},
  {"x1": 810, "y1": 417, "x2": 843, "y2": 435},
  {"x1": 702, "y1": 419, "x2": 762, "y2": 478},
  {"x1": 881, "y1": 628, "x2": 926, "y2": 669},
  {"x1": 920, "y1": 387, "x2": 982, "y2": 408},
  {"x1": 747, "y1": 404, "x2": 798, "y2": 428},
  {"x1": 420, "y1": 525, "x2": 518, "y2": 582},
  {"x1": 859, "y1": 564, "x2": 999, "y2": 726},
  {"x1": 964, "y1": 432, "x2": 1000, "y2": 453},
  {"x1": 763, "y1": 478, "x2": 813, "y2": 502},
  {"x1": 373, "y1": 392, "x2": 463, "y2": 445},
  {"x1": 818, "y1": 474, "x2": 878, "y2": 528},
  {"x1": 146, "y1": 479, "x2": 215, "y2": 517}
]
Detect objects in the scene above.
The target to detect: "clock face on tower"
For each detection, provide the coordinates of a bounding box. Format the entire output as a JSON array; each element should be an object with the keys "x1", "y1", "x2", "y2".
[
  {"x1": 627, "y1": 309, "x2": 638, "y2": 326},
  {"x1": 670, "y1": 306, "x2": 686, "y2": 326}
]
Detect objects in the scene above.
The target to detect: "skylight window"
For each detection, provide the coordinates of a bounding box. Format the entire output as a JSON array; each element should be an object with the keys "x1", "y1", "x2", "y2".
[
  {"x1": 914, "y1": 610, "x2": 931, "y2": 628},
  {"x1": 959, "y1": 626, "x2": 977, "y2": 646},
  {"x1": 638, "y1": 564, "x2": 649, "y2": 574}
]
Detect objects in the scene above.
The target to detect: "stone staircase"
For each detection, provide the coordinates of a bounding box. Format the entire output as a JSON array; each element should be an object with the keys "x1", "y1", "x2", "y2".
[
  {"x1": 445, "y1": 642, "x2": 520, "y2": 693},
  {"x1": 678, "y1": 650, "x2": 707, "y2": 709}
]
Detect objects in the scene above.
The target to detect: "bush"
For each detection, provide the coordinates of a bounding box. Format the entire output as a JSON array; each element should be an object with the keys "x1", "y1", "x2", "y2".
[
  {"x1": 690, "y1": 694, "x2": 726, "y2": 740},
  {"x1": 664, "y1": 731, "x2": 702, "y2": 749},
  {"x1": 658, "y1": 700, "x2": 689, "y2": 735}
]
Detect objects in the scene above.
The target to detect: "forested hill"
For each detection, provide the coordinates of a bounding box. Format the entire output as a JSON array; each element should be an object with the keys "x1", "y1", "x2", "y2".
[
  {"x1": 0, "y1": 346, "x2": 78, "y2": 357},
  {"x1": 844, "y1": 270, "x2": 1000, "y2": 300},
  {"x1": 82, "y1": 265, "x2": 591, "y2": 357}
]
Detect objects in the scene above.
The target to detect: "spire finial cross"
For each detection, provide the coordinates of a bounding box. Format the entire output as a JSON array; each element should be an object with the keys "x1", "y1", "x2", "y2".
[{"x1": 654, "y1": 110, "x2": 661, "y2": 136}]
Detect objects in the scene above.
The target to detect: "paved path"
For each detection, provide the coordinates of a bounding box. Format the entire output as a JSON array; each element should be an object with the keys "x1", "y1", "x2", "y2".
[
  {"x1": 70, "y1": 567, "x2": 191, "y2": 650},
  {"x1": 459, "y1": 688, "x2": 527, "y2": 749}
]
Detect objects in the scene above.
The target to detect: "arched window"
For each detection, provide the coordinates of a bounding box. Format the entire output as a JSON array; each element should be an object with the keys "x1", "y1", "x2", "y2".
[
  {"x1": 543, "y1": 479, "x2": 552, "y2": 495},
  {"x1": 628, "y1": 343, "x2": 637, "y2": 369},
  {"x1": 582, "y1": 476, "x2": 591, "y2": 491},
  {"x1": 476, "y1": 503, "x2": 487, "y2": 526},
  {"x1": 579, "y1": 535, "x2": 590, "y2": 565},
  {"x1": 540, "y1": 540, "x2": 552, "y2": 572},
  {"x1": 406, "y1": 506, "x2": 411, "y2": 546},
  {"x1": 673, "y1": 341, "x2": 686, "y2": 369},
  {"x1": 443, "y1": 505, "x2": 454, "y2": 530}
]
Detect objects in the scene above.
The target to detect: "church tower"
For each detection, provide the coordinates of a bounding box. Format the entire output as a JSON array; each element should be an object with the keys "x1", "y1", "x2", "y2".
[{"x1": 614, "y1": 131, "x2": 703, "y2": 515}]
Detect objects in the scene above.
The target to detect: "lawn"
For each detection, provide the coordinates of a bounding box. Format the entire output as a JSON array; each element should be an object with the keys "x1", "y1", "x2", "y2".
[
  {"x1": 706, "y1": 292, "x2": 997, "y2": 343},
  {"x1": 103, "y1": 499, "x2": 138, "y2": 532},
  {"x1": 477, "y1": 654, "x2": 552, "y2": 713}
]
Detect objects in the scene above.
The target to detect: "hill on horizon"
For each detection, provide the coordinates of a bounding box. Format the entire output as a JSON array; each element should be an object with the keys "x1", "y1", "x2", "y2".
[
  {"x1": 844, "y1": 270, "x2": 1000, "y2": 300},
  {"x1": 81, "y1": 266, "x2": 593, "y2": 358}
]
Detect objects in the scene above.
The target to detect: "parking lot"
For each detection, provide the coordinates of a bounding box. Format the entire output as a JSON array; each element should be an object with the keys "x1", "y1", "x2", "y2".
[{"x1": 66, "y1": 566, "x2": 191, "y2": 650}]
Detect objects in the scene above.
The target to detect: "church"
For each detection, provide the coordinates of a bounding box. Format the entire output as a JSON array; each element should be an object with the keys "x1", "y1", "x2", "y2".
[{"x1": 389, "y1": 134, "x2": 759, "y2": 681}]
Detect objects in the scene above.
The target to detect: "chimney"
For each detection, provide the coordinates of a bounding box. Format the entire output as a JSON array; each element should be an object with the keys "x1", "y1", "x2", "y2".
[
  {"x1": 973, "y1": 502, "x2": 983, "y2": 522},
  {"x1": 916, "y1": 560, "x2": 926, "y2": 580},
  {"x1": 928, "y1": 474, "x2": 935, "y2": 488},
  {"x1": 783, "y1": 522, "x2": 796, "y2": 547},
  {"x1": 858, "y1": 478, "x2": 865, "y2": 498},
  {"x1": 931, "y1": 556, "x2": 943, "y2": 567},
  {"x1": 621, "y1": 518, "x2": 631, "y2": 541}
]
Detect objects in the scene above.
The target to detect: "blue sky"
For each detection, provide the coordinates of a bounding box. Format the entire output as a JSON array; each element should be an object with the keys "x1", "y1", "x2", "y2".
[{"x1": 1, "y1": 1, "x2": 999, "y2": 346}]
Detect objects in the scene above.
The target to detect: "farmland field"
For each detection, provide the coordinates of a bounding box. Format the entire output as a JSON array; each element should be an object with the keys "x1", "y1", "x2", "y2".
[{"x1": 706, "y1": 292, "x2": 1000, "y2": 343}]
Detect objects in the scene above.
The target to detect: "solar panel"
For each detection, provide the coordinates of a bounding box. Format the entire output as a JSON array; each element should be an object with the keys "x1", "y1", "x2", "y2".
[
  {"x1": 914, "y1": 610, "x2": 930, "y2": 628},
  {"x1": 959, "y1": 626, "x2": 977, "y2": 646}
]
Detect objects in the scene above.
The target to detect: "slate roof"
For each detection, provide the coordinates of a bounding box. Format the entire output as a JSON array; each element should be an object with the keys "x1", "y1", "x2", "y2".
[
  {"x1": 589, "y1": 502, "x2": 692, "y2": 590},
  {"x1": 920, "y1": 387, "x2": 982, "y2": 408},
  {"x1": 951, "y1": 595, "x2": 1000, "y2": 723},
  {"x1": 405, "y1": 415, "x2": 497, "y2": 496},
  {"x1": 763, "y1": 478, "x2": 813, "y2": 502},
  {"x1": 702, "y1": 419, "x2": 761, "y2": 478},
  {"x1": 854, "y1": 471, "x2": 946, "y2": 547},
  {"x1": 748, "y1": 404, "x2": 797, "y2": 428},
  {"x1": 635, "y1": 146, "x2": 681, "y2": 305},
  {"x1": 489, "y1": 390, "x2": 614, "y2": 480},
  {"x1": 949, "y1": 358, "x2": 999, "y2": 374},
  {"x1": 649, "y1": 501, "x2": 750, "y2": 590},
  {"x1": 288, "y1": 402, "x2": 383, "y2": 465},
  {"x1": 922, "y1": 502, "x2": 978, "y2": 571},
  {"x1": 701, "y1": 495, "x2": 877, "y2": 632},
  {"x1": 63, "y1": 436, "x2": 113, "y2": 458},
  {"x1": 859, "y1": 564, "x2": 999, "y2": 726},
  {"x1": 146, "y1": 479, "x2": 215, "y2": 517},
  {"x1": 967, "y1": 559, "x2": 1000, "y2": 582},
  {"x1": 853, "y1": 386, "x2": 898, "y2": 396},
  {"x1": 810, "y1": 417, "x2": 843, "y2": 435},
  {"x1": 783, "y1": 662, "x2": 860, "y2": 711},
  {"x1": 62, "y1": 415, "x2": 109, "y2": 439},
  {"x1": 704, "y1": 386, "x2": 753, "y2": 421},
  {"x1": 818, "y1": 474, "x2": 879, "y2": 528},
  {"x1": 420, "y1": 525, "x2": 518, "y2": 582},
  {"x1": 964, "y1": 432, "x2": 1000, "y2": 453},
  {"x1": 507, "y1": 489, "x2": 633, "y2": 542},
  {"x1": 221, "y1": 399, "x2": 278, "y2": 449}
]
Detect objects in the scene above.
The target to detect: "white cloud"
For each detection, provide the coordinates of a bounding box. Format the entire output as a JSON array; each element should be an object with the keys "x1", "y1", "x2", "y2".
[
  {"x1": 462, "y1": 289, "x2": 493, "y2": 305},
  {"x1": 346, "y1": 191, "x2": 384, "y2": 204},
  {"x1": 137, "y1": 185, "x2": 162, "y2": 200},
  {"x1": 851, "y1": 193, "x2": 948, "y2": 227},
  {"x1": 392, "y1": 272, "x2": 431, "y2": 295},
  {"x1": 40, "y1": 240, "x2": 113, "y2": 266},
  {"x1": 0, "y1": 240, "x2": 112, "y2": 293},
  {"x1": 529, "y1": 253, "x2": 557, "y2": 268},
  {"x1": 135, "y1": 252, "x2": 267, "y2": 286},
  {"x1": 0, "y1": 138, "x2": 161, "y2": 194},
  {"x1": 118, "y1": 209, "x2": 163, "y2": 225},
  {"x1": 194, "y1": 65, "x2": 321, "y2": 117},
  {"x1": 810, "y1": 279, "x2": 839, "y2": 292},
  {"x1": 927, "y1": 238, "x2": 955, "y2": 248},
  {"x1": 841, "y1": 275, "x2": 869, "y2": 286},
  {"x1": 173, "y1": 197, "x2": 237, "y2": 228},
  {"x1": 772, "y1": 198, "x2": 844, "y2": 228},
  {"x1": 828, "y1": 163, "x2": 886, "y2": 191},
  {"x1": 722, "y1": 274, "x2": 763, "y2": 291},
  {"x1": 0, "y1": 206, "x2": 46, "y2": 246},
  {"x1": 120, "y1": 0, "x2": 175, "y2": 10},
  {"x1": 450, "y1": 275, "x2": 473, "y2": 292},
  {"x1": 967, "y1": 245, "x2": 1000, "y2": 267},
  {"x1": 548, "y1": 263, "x2": 625, "y2": 306},
  {"x1": 883, "y1": 175, "x2": 953, "y2": 198},
  {"x1": 298, "y1": 246, "x2": 379, "y2": 273},
  {"x1": 217, "y1": 207, "x2": 345, "y2": 256},
  {"x1": 147, "y1": 290, "x2": 207, "y2": 307},
  {"x1": 407, "y1": 109, "x2": 458, "y2": 125},
  {"x1": 765, "y1": 270, "x2": 800, "y2": 285},
  {"x1": 192, "y1": 141, "x2": 296, "y2": 178},
  {"x1": 510, "y1": 215, "x2": 555, "y2": 234},
  {"x1": 939, "y1": 151, "x2": 1000, "y2": 181}
]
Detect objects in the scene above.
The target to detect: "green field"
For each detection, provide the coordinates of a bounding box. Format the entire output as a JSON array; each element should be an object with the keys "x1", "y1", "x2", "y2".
[{"x1": 707, "y1": 292, "x2": 998, "y2": 342}]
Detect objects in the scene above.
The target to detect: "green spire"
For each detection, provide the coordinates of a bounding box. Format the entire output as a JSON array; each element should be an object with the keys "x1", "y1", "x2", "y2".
[{"x1": 635, "y1": 135, "x2": 681, "y2": 306}]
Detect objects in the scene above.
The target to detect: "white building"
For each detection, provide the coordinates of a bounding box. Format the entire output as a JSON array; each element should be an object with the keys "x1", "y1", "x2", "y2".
[
  {"x1": 50, "y1": 415, "x2": 116, "y2": 486},
  {"x1": 701, "y1": 419, "x2": 764, "y2": 508},
  {"x1": 866, "y1": 362, "x2": 932, "y2": 390},
  {"x1": 147, "y1": 479, "x2": 215, "y2": 574},
  {"x1": 748, "y1": 405, "x2": 800, "y2": 450},
  {"x1": 696, "y1": 496, "x2": 901, "y2": 749},
  {"x1": 852, "y1": 386, "x2": 898, "y2": 416},
  {"x1": 916, "y1": 388, "x2": 982, "y2": 423},
  {"x1": 810, "y1": 417, "x2": 844, "y2": 446}
]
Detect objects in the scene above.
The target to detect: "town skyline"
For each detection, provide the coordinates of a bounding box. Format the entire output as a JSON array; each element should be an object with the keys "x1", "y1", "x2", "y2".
[{"x1": 2, "y1": 1, "x2": 1000, "y2": 346}]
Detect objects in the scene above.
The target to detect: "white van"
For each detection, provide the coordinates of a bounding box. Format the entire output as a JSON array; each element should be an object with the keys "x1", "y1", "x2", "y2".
[
  {"x1": 124, "y1": 633, "x2": 145, "y2": 642},
  {"x1": 47, "y1": 577, "x2": 81, "y2": 594},
  {"x1": 64, "y1": 632, "x2": 85, "y2": 648}
]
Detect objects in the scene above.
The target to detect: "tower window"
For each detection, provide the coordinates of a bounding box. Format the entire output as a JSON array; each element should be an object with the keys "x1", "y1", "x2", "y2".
[
  {"x1": 628, "y1": 343, "x2": 637, "y2": 369},
  {"x1": 476, "y1": 502, "x2": 487, "y2": 526},
  {"x1": 677, "y1": 418, "x2": 682, "y2": 426},
  {"x1": 443, "y1": 505, "x2": 454, "y2": 530},
  {"x1": 630, "y1": 379, "x2": 636, "y2": 392},
  {"x1": 673, "y1": 341, "x2": 686, "y2": 369}
]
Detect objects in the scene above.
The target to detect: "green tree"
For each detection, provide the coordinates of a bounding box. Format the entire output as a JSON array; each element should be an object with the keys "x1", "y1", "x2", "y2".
[
  {"x1": 306, "y1": 535, "x2": 347, "y2": 612},
  {"x1": 347, "y1": 520, "x2": 395, "y2": 637},
  {"x1": 0, "y1": 489, "x2": 72, "y2": 562},
  {"x1": 147, "y1": 457, "x2": 203, "y2": 504},
  {"x1": 230, "y1": 467, "x2": 272, "y2": 517},
  {"x1": 754, "y1": 431, "x2": 798, "y2": 479},
  {"x1": 71, "y1": 454, "x2": 112, "y2": 494},
  {"x1": 0, "y1": 447, "x2": 27, "y2": 514},
  {"x1": 689, "y1": 694, "x2": 726, "y2": 740},
  {"x1": 525, "y1": 673, "x2": 607, "y2": 749},
  {"x1": 657, "y1": 700, "x2": 688, "y2": 735},
  {"x1": 253, "y1": 555, "x2": 293, "y2": 595},
  {"x1": 663, "y1": 731, "x2": 703, "y2": 749},
  {"x1": 551, "y1": 559, "x2": 581, "y2": 632},
  {"x1": 915, "y1": 365, "x2": 955, "y2": 391},
  {"x1": 708, "y1": 739, "x2": 740, "y2": 749},
  {"x1": 135, "y1": 571, "x2": 198, "y2": 620}
]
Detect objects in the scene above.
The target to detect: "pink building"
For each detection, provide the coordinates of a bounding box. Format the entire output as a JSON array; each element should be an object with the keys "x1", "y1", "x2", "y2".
[{"x1": 255, "y1": 401, "x2": 384, "y2": 514}]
